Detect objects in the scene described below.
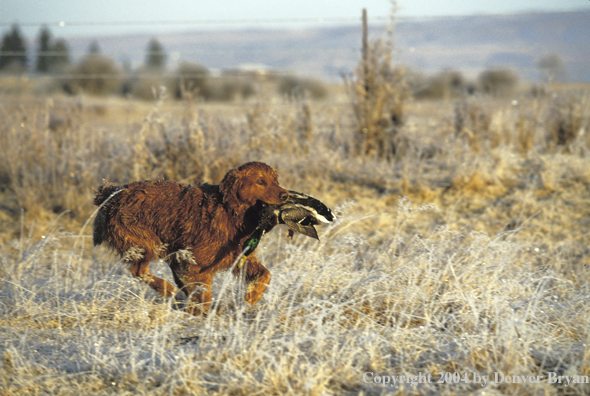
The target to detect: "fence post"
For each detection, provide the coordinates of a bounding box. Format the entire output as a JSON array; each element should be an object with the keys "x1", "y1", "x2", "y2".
[{"x1": 362, "y1": 8, "x2": 369, "y2": 94}]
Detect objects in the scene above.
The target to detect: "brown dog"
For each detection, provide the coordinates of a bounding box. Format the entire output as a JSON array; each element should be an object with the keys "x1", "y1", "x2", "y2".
[{"x1": 92, "y1": 161, "x2": 288, "y2": 315}]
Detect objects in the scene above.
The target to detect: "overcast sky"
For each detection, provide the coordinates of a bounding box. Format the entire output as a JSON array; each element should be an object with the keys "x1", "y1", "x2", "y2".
[{"x1": 1, "y1": 0, "x2": 588, "y2": 38}]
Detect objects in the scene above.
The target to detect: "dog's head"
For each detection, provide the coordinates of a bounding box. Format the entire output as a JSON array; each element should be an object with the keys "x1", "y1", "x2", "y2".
[{"x1": 220, "y1": 162, "x2": 288, "y2": 210}]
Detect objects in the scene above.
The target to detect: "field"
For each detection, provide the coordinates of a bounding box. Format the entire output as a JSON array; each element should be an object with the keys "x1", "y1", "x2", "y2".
[{"x1": 1, "y1": 80, "x2": 590, "y2": 395}]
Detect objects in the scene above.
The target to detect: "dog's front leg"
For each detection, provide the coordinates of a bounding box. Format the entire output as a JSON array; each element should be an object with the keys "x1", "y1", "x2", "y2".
[
  {"x1": 234, "y1": 254, "x2": 271, "y2": 306},
  {"x1": 183, "y1": 274, "x2": 213, "y2": 316}
]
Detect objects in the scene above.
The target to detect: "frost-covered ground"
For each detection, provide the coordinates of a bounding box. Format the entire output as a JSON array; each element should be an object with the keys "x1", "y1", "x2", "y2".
[
  {"x1": 1, "y1": 89, "x2": 590, "y2": 394},
  {"x1": 1, "y1": 200, "x2": 589, "y2": 395}
]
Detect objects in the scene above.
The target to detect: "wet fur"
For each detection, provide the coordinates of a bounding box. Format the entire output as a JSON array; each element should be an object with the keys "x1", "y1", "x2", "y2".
[{"x1": 92, "y1": 161, "x2": 288, "y2": 315}]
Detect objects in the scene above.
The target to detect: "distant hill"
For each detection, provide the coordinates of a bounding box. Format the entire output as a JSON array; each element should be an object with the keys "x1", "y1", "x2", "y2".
[{"x1": 67, "y1": 11, "x2": 590, "y2": 82}]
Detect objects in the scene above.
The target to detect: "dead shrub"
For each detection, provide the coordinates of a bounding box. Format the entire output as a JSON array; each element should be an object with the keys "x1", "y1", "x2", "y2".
[
  {"x1": 208, "y1": 75, "x2": 256, "y2": 102},
  {"x1": 478, "y1": 68, "x2": 518, "y2": 97},
  {"x1": 545, "y1": 94, "x2": 590, "y2": 153},
  {"x1": 345, "y1": 38, "x2": 408, "y2": 160},
  {"x1": 124, "y1": 68, "x2": 170, "y2": 101},
  {"x1": 293, "y1": 103, "x2": 313, "y2": 153},
  {"x1": 414, "y1": 70, "x2": 466, "y2": 100},
  {"x1": 516, "y1": 114, "x2": 535, "y2": 157},
  {"x1": 173, "y1": 62, "x2": 210, "y2": 100},
  {"x1": 277, "y1": 75, "x2": 327, "y2": 100},
  {"x1": 454, "y1": 101, "x2": 492, "y2": 152},
  {"x1": 61, "y1": 54, "x2": 122, "y2": 96},
  {"x1": 546, "y1": 96, "x2": 588, "y2": 151}
]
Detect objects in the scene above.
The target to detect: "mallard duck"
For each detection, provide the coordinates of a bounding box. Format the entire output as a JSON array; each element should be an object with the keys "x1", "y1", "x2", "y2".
[
  {"x1": 274, "y1": 190, "x2": 335, "y2": 240},
  {"x1": 239, "y1": 190, "x2": 334, "y2": 267}
]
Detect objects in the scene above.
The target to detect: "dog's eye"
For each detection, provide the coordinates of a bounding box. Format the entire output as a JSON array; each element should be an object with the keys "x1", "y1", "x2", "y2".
[{"x1": 257, "y1": 180, "x2": 266, "y2": 186}]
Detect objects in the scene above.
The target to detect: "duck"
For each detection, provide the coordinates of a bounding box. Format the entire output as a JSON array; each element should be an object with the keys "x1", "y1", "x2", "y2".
[
  {"x1": 240, "y1": 190, "x2": 335, "y2": 266},
  {"x1": 273, "y1": 190, "x2": 335, "y2": 240}
]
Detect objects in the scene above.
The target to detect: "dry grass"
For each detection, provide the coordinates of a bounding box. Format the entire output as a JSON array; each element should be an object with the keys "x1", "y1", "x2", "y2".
[
  {"x1": 1, "y1": 83, "x2": 590, "y2": 394},
  {"x1": 345, "y1": 38, "x2": 409, "y2": 161}
]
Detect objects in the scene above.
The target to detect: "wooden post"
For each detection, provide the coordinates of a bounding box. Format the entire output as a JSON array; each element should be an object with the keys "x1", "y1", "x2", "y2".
[
  {"x1": 360, "y1": 8, "x2": 371, "y2": 156},
  {"x1": 362, "y1": 8, "x2": 369, "y2": 93}
]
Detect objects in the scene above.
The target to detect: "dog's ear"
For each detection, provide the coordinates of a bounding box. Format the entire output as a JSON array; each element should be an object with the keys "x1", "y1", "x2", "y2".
[{"x1": 220, "y1": 167, "x2": 242, "y2": 207}]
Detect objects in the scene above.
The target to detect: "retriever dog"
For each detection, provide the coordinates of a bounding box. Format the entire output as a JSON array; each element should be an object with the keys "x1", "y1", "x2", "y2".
[{"x1": 92, "y1": 161, "x2": 288, "y2": 315}]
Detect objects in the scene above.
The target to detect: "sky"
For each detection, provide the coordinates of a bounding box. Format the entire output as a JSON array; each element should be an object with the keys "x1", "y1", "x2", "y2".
[{"x1": 1, "y1": 0, "x2": 589, "y2": 38}]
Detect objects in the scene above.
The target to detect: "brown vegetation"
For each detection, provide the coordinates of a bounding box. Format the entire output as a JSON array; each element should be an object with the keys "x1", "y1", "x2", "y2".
[
  {"x1": 277, "y1": 75, "x2": 327, "y2": 100},
  {"x1": 1, "y1": 75, "x2": 590, "y2": 394},
  {"x1": 61, "y1": 54, "x2": 122, "y2": 96},
  {"x1": 413, "y1": 69, "x2": 467, "y2": 100},
  {"x1": 345, "y1": 38, "x2": 408, "y2": 160},
  {"x1": 478, "y1": 68, "x2": 519, "y2": 97}
]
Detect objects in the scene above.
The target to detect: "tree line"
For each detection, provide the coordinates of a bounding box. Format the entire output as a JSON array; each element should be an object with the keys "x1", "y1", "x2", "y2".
[
  {"x1": 1, "y1": 24, "x2": 71, "y2": 73},
  {"x1": 0, "y1": 23, "x2": 326, "y2": 101},
  {"x1": 0, "y1": 24, "x2": 166, "y2": 74}
]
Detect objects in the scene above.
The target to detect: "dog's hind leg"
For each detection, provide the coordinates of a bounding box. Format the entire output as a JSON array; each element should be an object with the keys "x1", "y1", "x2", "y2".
[
  {"x1": 127, "y1": 259, "x2": 176, "y2": 297},
  {"x1": 124, "y1": 239, "x2": 176, "y2": 297}
]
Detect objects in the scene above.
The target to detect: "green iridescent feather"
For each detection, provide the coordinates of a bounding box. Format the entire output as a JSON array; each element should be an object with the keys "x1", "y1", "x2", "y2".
[{"x1": 242, "y1": 227, "x2": 265, "y2": 256}]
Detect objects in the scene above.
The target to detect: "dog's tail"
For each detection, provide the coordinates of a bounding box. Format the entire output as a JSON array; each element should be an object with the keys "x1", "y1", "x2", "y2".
[
  {"x1": 93, "y1": 182, "x2": 120, "y2": 206},
  {"x1": 92, "y1": 182, "x2": 121, "y2": 246}
]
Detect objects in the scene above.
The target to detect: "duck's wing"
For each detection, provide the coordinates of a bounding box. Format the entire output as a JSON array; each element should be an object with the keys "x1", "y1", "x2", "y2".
[
  {"x1": 279, "y1": 207, "x2": 320, "y2": 240},
  {"x1": 282, "y1": 219, "x2": 320, "y2": 240}
]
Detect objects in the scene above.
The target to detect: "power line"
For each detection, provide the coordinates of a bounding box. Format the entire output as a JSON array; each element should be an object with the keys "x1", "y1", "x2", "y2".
[
  {"x1": 0, "y1": 16, "x2": 389, "y2": 29},
  {"x1": 5, "y1": 9, "x2": 586, "y2": 30},
  {"x1": 0, "y1": 70, "x2": 354, "y2": 79},
  {"x1": 0, "y1": 47, "x2": 362, "y2": 57},
  {"x1": 3, "y1": 41, "x2": 583, "y2": 59},
  {"x1": 3, "y1": 9, "x2": 584, "y2": 29}
]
